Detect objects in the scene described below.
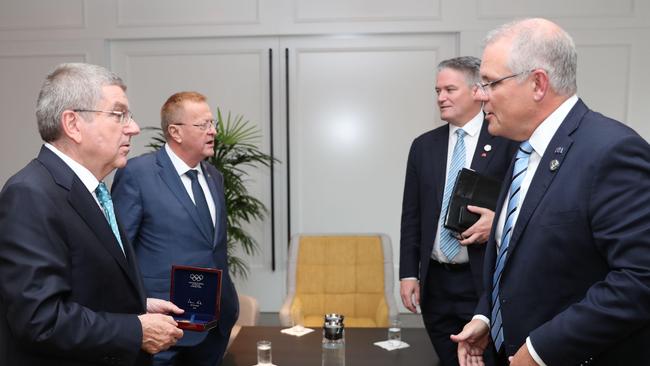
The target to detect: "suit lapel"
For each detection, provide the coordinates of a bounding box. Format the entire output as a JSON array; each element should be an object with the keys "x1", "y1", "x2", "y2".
[
  {"x1": 431, "y1": 125, "x2": 450, "y2": 209},
  {"x1": 201, "y1": 162, "x2": 222, "y2": 248},
  {"x1": 470, "y1": 120, "x2": 497, "y2": 173},
  {"x1": 156, "y1": 149, "x2": 213, "y2": 243},
  {"x1": 37, "y1": 147, "x2": 144, "y2": 302},
  {"x1": 506, "y1": 100, "x2": 587, "y2": 257}
]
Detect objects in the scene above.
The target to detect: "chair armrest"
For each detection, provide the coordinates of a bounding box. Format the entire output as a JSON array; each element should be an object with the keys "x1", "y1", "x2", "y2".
[{"x1": 279, "y1": 294, "x2": 295, "y2": 326}]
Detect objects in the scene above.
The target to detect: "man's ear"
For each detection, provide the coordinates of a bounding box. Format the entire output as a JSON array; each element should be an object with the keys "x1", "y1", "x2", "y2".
[
  {"x1": 168, "y1": 125, "x2": 183, "y2": 144},
  {"x1": 531, "y1": 69, "x2": 550, "y2": 102},
  {"x1": 60, "y1": 110, "x2": 83, "y2": 143}
]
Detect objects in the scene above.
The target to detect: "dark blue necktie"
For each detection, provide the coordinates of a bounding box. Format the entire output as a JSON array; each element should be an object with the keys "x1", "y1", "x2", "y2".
[
  {"x1": 491, "y1": 141, "x2": 533, "y2": 351},
  {"x1": 186, "y1": 169, "x2": 214, "y2": 238}
]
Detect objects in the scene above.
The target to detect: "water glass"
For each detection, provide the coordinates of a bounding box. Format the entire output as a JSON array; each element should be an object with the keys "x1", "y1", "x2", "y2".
[
  {"x1": 387, "y1": 319, "x2": 402, "y2": 347},
  {"x1": 257, "y1": 340, "x2": 272, "y2": 365}
]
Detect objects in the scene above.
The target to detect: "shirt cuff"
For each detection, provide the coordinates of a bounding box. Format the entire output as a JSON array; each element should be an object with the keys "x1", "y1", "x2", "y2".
[
  {"x1": 400, "y1": 277, "x2": 418, "y2": 281},
  {"x1": 526, "y1": 337, "x2": 547, "y2": 366},
  {"x1": 472, "y1": 314, "x2": 490, "y2": 328}
]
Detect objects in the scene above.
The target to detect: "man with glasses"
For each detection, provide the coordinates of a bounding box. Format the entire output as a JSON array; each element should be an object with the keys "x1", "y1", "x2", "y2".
[
  {"x1": 399, "y1": 56, "x2": 516, "y2": 365},
  {"x1": 452, "y1": 18, "x2": 650, "y2": 366},
  {"x1": 112, "y1": 91, "x2": 239, "y2": 366},
  {"x1": 0, "y1": 63, "x2": 183, "y2": 366}
]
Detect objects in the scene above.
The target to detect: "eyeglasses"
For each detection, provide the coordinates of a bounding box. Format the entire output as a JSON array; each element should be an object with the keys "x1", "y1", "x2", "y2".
[
  {"x1": 73, "y1": 109, "x2": 134, "y2": 125},
  {"x1": 475, "y1": 70, "x2": 534, "y2": 96},
  {"x1": 171, "y1": 119, "x2": 216, "y2": 131}
]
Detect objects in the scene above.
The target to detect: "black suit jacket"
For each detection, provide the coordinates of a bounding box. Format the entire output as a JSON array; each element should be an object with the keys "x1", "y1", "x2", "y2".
[
  {"x1": 400, "y1": 120, "x2": 517, "y2": 296},
  {"x1": 0, "y1": 146, "x2": 150, "y2": 366},
  {"x1": 477, "y1": 99, "x2": 650, "y2": 365}
]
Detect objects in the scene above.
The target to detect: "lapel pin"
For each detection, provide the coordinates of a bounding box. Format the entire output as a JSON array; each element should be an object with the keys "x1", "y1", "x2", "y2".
[
  {"x1": 483, "y1": 144, "x2": 492, "y2": 152},
  {"x1": 554, "y1": 147, "x2": 564, "y2": 154},
  {"x1": 550, "y1": 159, "x2": 560, "y2": 171}
]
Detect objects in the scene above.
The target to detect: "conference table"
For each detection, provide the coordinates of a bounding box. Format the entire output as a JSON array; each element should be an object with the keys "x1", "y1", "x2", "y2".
[{"x1": 222, "y1": 326, "x2": 439, "y2": 366}]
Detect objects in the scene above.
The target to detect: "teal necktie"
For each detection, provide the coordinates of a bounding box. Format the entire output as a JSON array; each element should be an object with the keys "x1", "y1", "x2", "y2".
[
  {"x1": 95, "y1": 182, "x2": 125, "y2": 255},
  {"x1": 439, "y1": 129, "x2": 467, "y2": 260}
]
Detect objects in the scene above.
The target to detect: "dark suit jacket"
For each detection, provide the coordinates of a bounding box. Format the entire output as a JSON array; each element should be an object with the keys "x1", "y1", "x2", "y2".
[
  {"x1": 0, "y1": 146, "x2": 149, "y2": 366},
  {"x1": 112, "y1": 148, "x2": 238, "y2": 350},
  {"x1": 400, "y1": 120, "x2": 517, "y2": 298},
  {"x1": 477, "y1": 99, "x2": 650, "y2": 365}
]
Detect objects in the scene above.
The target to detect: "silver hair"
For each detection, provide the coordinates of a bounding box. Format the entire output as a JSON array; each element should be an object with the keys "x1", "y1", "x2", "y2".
[
  {"x1": 484, "y1": 18, "x2": 577, "y2": 95},
  {"x1": 36, "y1": 63, "x2": 126, "y2": 142},
  {"x1": 437, "y1": 56, "x2": 481, "y2": 86}
]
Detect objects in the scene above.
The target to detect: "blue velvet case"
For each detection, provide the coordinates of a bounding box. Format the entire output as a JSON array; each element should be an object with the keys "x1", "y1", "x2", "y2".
[{"x1": 170, "y1": 265, "x2": 222, "y2": 331}]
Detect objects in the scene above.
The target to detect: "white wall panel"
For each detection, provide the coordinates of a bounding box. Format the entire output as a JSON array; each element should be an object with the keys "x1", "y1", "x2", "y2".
[
  {"x1": 117, "y1": 0, "x2": 260, "y2": 27},
  {"x1": 0, "y1": 0, "x2": 84, "y2": 30},
  {"x1": 294, "y1": 0, "x2": 441, "y2": 22},
  {"x1": 0, "y1": 53, "x2": 87, "y2": 184},
  {"x1": 477, "y1": 0, "x2": 634, "y2": 18}
]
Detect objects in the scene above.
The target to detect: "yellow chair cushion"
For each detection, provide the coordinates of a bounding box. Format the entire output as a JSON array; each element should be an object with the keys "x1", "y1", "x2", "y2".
[{"x1": 292, "y1": 235, "x2": 389, "y2": 327}]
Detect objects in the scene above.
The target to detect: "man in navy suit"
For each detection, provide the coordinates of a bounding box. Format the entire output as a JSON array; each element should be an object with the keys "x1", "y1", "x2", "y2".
[
  {"x1": 399, "y1": 57, "x2": 516, "y2": 366},
  {"x1": 112, "y1": 91, "x2": 239, "y2": 366},
  {"x1": 452, "y1": 18, "x2": 650, "y2": 366},
  {"x1": 0, "y1": 63, "x2": 183, "y2": 366}
]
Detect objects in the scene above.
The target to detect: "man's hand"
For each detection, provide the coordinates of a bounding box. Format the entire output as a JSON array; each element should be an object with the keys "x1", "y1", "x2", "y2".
[
  {"x1": 451, "y1": 319, "x2": 490, "y2": 366},
  {"x1": 138, "y1": 313, "x2": 183, "y2": 354},
  {"x1": 459, "y1": 206, "x2": 494, "y2": 246},
  {"x1": 399, "y1": 279, "x2": 420, "y2": 313},
  {"x1": 509, "y1": 343, "x2": 539, "y2": 366},
  {"x1": 146, "y1": 298, "x2": 184, "y2": 315}
]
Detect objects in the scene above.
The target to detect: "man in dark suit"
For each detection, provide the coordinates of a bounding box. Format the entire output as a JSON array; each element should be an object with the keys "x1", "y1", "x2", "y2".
[
  {"x1": 0, "y1": 63, "x2": 183, "y2": 366},
  {"x1": 399, "y1": 57, "x2": 516, "y2": 366},
  {"x1": 452, "y1": 18, "x2": 650, "y2": 366},
  {"x1": 112, "y1": 91, "x2": 239, "y2": 366}
]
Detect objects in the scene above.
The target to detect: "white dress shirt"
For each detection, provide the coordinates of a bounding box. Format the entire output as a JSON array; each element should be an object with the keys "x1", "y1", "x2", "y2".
[
  {"x1": 432, "y1": 110, "x2": 485, "y2": 264},
  {"x1": 165, "y1": 144, "x2": 216, "y2": 224}
]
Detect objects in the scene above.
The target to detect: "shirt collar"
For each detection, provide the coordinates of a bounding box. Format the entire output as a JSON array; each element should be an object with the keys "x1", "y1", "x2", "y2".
[
  {"x1": 528, "y1": 95, "x2": 578, "y2": 156},
  {"x1": 449, "y1": 110, "x2": 483, "y2": 138},
  {"x1": 44, "y1": 143, "x2": 100, "y2": 193},
  {"x1": 164, "y1": 144, "x2": 202, "y2": 177}
]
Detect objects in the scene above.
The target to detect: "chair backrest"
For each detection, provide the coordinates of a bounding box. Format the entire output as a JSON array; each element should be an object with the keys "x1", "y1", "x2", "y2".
[
  {"x1": 283, "y1": 233, "x2": 398, "y2": 327},
  {"x1": 237, "y1": 294, "x2": 260, "y2": 326}
]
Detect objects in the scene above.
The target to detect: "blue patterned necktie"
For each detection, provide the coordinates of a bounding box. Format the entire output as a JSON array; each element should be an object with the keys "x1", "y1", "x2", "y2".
[
  {"x1": 186, "y1": 169, "x2": 214, "y2": 237},
  {"x1": 95, "y1": 182, "x2": 125, "y2": 255},
  {"x1": 491, "y1": 140, "x2": 533, "y2": 351},
  {"x1": 439, "y1": 128, "x2": 467, "y2": 261}
]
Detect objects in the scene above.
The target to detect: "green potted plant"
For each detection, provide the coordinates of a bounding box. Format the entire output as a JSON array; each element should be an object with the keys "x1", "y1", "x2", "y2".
[{"x1": 146, "y1": 108, "x2": 276, "y2": 278}]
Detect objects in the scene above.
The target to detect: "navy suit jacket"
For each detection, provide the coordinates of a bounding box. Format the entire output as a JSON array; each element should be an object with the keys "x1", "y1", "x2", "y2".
[
  {"x1": 112, "y1": 148, "x2": 238, "y2": 348},
  {"x1": 0, "y1": 146, "x2": 149, "y2": 366},
  {"x1": 400, "y1": 120, "x2": 517, "y2": 297},
  {"x1": 477, "y1": 99, "x2": 650, "y2": 365}
]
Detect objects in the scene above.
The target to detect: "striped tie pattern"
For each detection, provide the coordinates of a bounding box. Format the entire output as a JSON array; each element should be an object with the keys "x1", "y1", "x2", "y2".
[
  {"x1": 491, "y1": 140, "x2": 533, "y2": 351},
  {"x1": 439, "y1": 129, "x2": 467, "y2": 260},
  {"x1": 95, "y1": 182, "x2": 125, "y2": 255}
]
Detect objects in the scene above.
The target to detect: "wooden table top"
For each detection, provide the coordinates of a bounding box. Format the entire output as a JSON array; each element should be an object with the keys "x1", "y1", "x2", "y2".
[{"x1": 222, "y1": 326, "x2": 439, "y2": 366}]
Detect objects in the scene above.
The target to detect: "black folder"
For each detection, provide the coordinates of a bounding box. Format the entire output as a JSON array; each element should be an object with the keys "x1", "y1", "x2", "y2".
[{"x1": 443, "y1": 168, "x2": 503, "y2": 233}]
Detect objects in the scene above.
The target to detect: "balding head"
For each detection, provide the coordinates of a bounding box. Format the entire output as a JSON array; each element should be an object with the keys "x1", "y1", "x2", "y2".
[{"x1": 484, "y1": 18, "x2": 577, "y2": 96}]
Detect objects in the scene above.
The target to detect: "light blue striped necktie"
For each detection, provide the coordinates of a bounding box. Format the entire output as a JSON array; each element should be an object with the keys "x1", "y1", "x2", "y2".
[
  {"x1": 95, "y1": 182, "x2": 125, "y2": 255},
  {"x1": 490, "y1": 140, "x2": 533, "y2": 351},
  {"x1": 439, "y1": 128, "x2": 467, "y2": 261}
]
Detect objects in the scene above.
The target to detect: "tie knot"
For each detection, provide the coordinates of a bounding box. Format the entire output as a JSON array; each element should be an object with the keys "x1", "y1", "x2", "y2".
[
  {"x1": 455, "y1": 129, "x2": 467, "y2": 139},
  {"x1": 518, "y1": 140, "x2": 533, "y2": 157},
  {"x1": 186, "y1": 169, "x2": 199, "y2": 181},
  {"x1": 95, "y1": 182, "x2": 110, "y2": 203}
]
